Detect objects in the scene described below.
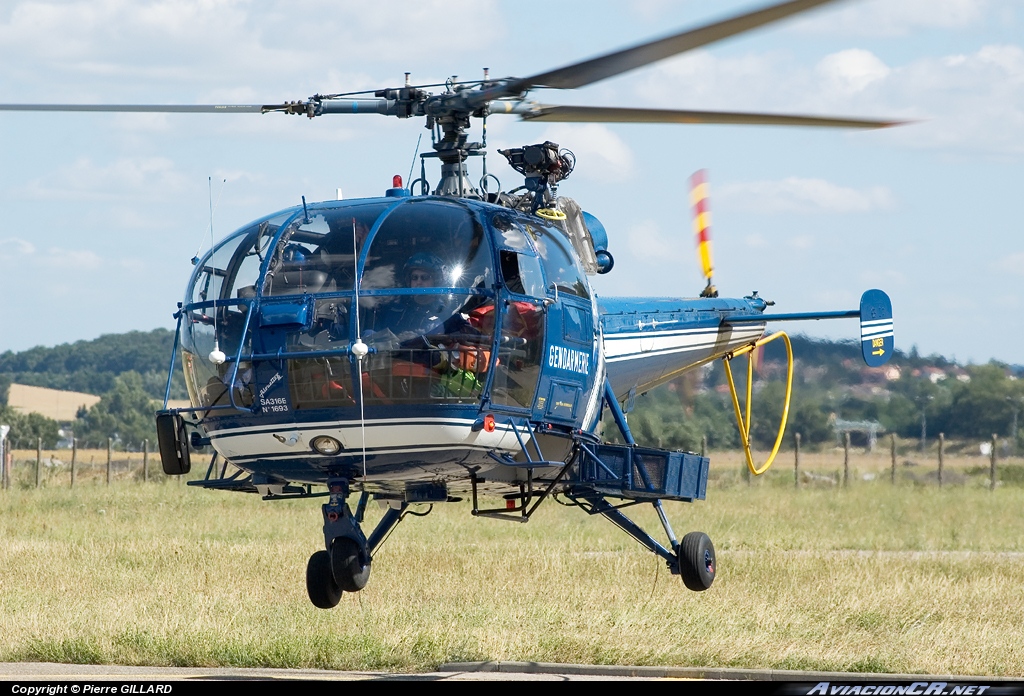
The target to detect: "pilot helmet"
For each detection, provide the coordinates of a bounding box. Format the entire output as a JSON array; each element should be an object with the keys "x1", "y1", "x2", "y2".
[
  {"x1": 282, "y1": 243, "x2": 309, "y2": 267},
  {"x1": 403, "y1": 252, "x2": 444, "y2": 282}
]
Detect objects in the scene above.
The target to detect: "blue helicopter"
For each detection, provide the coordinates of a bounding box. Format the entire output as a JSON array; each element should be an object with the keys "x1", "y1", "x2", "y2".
[{"x1": 2, "y1": 0, "x2": 898, "y2": 607}]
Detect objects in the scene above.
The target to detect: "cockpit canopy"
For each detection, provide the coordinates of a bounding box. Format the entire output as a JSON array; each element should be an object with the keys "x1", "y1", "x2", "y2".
[{"x1": 180, "y1": 196, "x2": 592, "y2": 414}]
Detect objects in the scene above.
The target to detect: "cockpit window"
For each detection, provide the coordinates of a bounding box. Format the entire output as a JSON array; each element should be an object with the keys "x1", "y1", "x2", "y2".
[
  {"x1": 263, "y1": 203, "x2": 389, "y2": 296},
  {"x1": 189, "y1": 213, "x2": 286, "y2": 307},
  {"x1": 361, "y1": 200, "x2": 492, "y2": 291},
  {"x1": 524, "y1": 219, "x2": 591, "y2": 300}
]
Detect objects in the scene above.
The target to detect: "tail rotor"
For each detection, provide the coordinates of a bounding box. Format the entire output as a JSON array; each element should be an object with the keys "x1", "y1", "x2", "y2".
[{"x1": 690, "y1": 169, "x2": 717, "y2": 298}]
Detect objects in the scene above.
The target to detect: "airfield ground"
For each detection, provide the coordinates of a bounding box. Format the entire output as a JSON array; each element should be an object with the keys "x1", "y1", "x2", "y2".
[{"x1": 2, "y1": 446, "x2": 1023, "y2": 676}]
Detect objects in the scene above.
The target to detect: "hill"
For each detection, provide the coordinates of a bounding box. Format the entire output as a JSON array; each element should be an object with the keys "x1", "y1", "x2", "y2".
[{"x1": 0, "y1": 329, "x2": 185, "y2": 402}]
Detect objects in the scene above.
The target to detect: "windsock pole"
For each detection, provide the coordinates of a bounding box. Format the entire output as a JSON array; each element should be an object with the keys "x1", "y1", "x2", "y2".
[{"x1": 690, "y1": 169, "x2": 717, "y2": 298}]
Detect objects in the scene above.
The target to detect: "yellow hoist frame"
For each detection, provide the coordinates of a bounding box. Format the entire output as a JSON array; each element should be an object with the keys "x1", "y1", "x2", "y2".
[{"x1": 722, "y1": 331, "x2": 794, "y2": 476}]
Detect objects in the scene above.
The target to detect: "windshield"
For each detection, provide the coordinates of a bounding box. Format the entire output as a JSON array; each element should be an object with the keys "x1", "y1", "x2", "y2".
[{"x1": 179, "y1": 198, "x2": 505, "y2": 412}]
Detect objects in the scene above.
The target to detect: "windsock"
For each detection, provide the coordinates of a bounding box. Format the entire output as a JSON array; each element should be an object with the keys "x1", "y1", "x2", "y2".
[{"x1": 690, "y1": 169, "x2": 717, "y2": 297}]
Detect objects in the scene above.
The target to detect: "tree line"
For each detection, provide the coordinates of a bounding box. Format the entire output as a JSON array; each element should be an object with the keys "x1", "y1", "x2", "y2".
[{"x1": 1, "y1": 330, "x2": 1021, "y2": 453}]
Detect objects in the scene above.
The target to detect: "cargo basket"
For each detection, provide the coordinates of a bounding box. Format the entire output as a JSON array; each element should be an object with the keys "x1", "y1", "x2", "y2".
[{"x1": 575, "y1": 443, "x2": 709, "y2": 502}]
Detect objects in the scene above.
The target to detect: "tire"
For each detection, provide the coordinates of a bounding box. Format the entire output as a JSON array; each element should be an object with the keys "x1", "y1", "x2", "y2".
[
  {"x1": 331, "y1": 537, "x2": 371, "y2": 592},
  {"x1": 155, "y1": 413, "x2": 190, "y2": 476},
  {"x1": 306, "y1": 550, "x2": 342, "y2": 609},
  {"x1": 679, "y1": 531, "x2": 716, "y2": 592}
]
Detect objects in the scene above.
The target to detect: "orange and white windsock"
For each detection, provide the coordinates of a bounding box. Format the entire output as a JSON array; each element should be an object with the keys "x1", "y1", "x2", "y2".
[{"x1": 690, "y1": 169, "x2": 713, "y2": 282}]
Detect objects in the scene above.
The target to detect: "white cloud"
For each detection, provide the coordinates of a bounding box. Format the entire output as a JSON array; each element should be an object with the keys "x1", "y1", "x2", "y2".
[
  {"x1": 632, "y1": 41, "x2": 1024, "y2": 156},
  {"x1": 816, "y1": 49, "x2": 891, "y2": 96},
  {"x1": 995, "y1": 252, "x2": 1024, "y2": 275},
  {"x1": 20, "y1": 156, "x2": 190, "y2": 201},
  {"x1": 0, "y1": 238, "x2": 36, "y2": 259},
  {"x1": 719, "y1": 177, "x2": 896, "y2": 214},
  {"x1": 793, "y1": 0, "x2": 989, "y2": 37},
  {"x1": 0, "y1": 0, "x2": 503, "y2": 100},
  {"x1": 537, "y1": 124, "x2": 635, "y2": 182},
  {"x1": 788, "y1": 235, "x2": 815, "y2": 250},
  {"x1": 48, "y1": 247, "x2": 103, "y2": 270}
]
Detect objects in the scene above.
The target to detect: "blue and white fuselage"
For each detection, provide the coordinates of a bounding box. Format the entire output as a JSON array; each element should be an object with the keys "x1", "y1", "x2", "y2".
[{"x1": 172, "y1": 195, "x2": 767, "y2": 493}]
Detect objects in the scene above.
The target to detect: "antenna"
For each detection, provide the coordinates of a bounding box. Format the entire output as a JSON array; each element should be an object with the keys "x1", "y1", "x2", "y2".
[
  {"x1": 208, "y1": 176, "x2": 226, "y2": 364},
  {"x1": 407, "y1": 132, "x2": 422, "y2": 187},
  {"x1": 350, "y1": 218, "x2": 369, "y2": 480}
]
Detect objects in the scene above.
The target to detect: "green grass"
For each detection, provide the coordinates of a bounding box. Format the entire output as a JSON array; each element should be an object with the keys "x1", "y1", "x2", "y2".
[{"x1": 2, "y1": 476, "x2": 1024, "y2": 675}]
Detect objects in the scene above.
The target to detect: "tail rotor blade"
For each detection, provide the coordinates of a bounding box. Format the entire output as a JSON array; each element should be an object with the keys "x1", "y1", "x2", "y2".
[{"x1": 690, "y1": 169, "x2": 717, "y2": 298}]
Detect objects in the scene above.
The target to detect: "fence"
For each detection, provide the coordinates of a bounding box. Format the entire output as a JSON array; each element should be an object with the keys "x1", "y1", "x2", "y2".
[
  {"x1": 0, "y1": 437, "x2": 186, "y2": 490},
  {"x1": 782, "y1": 431, "x2": 1007, "y2": 489},
  {"x1": 0, "y1": 432, "x2": 1017, "y2": 492}
]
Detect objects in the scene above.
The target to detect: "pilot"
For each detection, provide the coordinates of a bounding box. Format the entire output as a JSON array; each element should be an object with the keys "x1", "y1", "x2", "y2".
[{"x1": 374, "y1": 252, "x2": 452, "y2": 336}]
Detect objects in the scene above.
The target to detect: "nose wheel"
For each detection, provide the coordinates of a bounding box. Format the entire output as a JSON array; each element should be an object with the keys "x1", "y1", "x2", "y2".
[
  {"x1": 306, "y1": 550, "x2": 342, "y2": 609},
  {"x1": 678, "y1": 531, "x2": 716, "y2": 591},
  {"x1": 331, "y1": 537, "x2": 371, "y2": 592}
]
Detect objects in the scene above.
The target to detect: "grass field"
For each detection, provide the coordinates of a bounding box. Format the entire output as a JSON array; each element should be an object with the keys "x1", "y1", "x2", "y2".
[{"x1": 2, "y1": 447, "x2": 1024, "y2": 675}]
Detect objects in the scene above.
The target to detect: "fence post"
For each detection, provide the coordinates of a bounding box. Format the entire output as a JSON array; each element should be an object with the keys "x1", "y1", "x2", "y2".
[
  {"x1": 71, "y1": 438, "x2": 77, "y2": 489},
  {"x1": 990, "y1": 434, "x2": 998, "y2": 491},
  {"x1": 700, "y1": 435, "x2": 707, "y2": 458},
  {"x1": 938, "y1": 433, "x2": 944, "y2": 487},
  {"x1": 0, "y1": 428, "x2": 7, "y2": 491},
  {"x1": 890, "y1": 433, "x2": 897, "y2": 485},
  {"x1": 143, "y1": 439, "x2": 149, "y2": 483},
  {"x1": 843, "y1": 432, "x2": 850, "y2": 487},
  {"x1": 36, "y1": 437, "x2": 42, "y2": 488},
  {"x1": 794, "y1": 432, "x2": 801, "y2": 488},
  {"x1": 106, "y1": 438, "x2": 112, "y2": 486}
]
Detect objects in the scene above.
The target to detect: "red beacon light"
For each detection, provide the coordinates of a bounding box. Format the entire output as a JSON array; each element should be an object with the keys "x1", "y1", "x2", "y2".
[{"x1": 386, "y1": 174, "x2": 410, "y2": 198}]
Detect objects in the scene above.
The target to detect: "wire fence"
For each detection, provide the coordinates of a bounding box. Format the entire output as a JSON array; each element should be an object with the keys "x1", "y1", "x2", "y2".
[
  {"x1": 0, "y1": 437, "x2": 187, "y2": 489},
  {"x1": 2, "y1": 431, "x2": 1021, "y2": 493}
]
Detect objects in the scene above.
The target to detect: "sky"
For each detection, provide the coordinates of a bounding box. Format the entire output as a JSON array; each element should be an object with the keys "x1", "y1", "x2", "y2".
[{"x1": 0, "y1": 0, "x2": 1022, "y2": 365}]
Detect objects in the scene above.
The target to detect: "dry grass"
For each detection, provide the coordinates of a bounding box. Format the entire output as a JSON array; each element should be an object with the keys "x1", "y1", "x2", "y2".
[{"x1": 3, "y1": 451, "x2": 1024, "y2": 676}]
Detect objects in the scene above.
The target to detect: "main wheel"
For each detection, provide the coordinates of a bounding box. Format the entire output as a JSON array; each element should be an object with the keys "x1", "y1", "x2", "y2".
[
  {"x1": 331, "y1": 537, "x2": 371, "y2": 592},
  {"x1": 306, "y1": 550, "x2": 342, "y2": 609},
  {"x1": 679, "y1": 531, "x2": 716, "y2": 592}
]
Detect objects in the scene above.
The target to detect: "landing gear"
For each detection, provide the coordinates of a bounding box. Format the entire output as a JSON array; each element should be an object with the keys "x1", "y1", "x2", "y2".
[
  {"x1": 678, "y1": 531, "x2": 716, "y2": 591},
  {"x1": 305, "y1": 480, "x2": 410, "y2": 609},
  {"x1": 306, "y1": 550, "x2": 342, "y2": 609},
  {"x1": 331, "y1": 537, "x2": 370, "y2": 592}
]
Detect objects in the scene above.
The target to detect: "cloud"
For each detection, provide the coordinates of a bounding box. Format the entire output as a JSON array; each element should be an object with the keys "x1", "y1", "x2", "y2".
[
  {"x1": 0, "y1": 238, "x2": 104, "y2": 270},
  {"x1": 788, "y1": 235, "x2": 815, "y2": 250},
  {"x1": 0, "y1": 0, "x2": 503, "y2": 100},
  {"x1": 719, "y1": 177, "x2": 896, "y2": 214},
  {"x1": 816, "y1": 49, "x2": 891, "y2": 96},
  {"x1": 995, "y1": 252, "x2": 1024, "y2": 275},
  {"x1": 48, "y1": 247, "x2": 103, "y2": 270},
  {"x1": 0, "y1": 238, "x2": 36, "y2": 259},
  {"x1": 632, "y1": 41, "x2": 1024, "y2": 157},
  {"x1": 20, "y1": 156, "x2": 190, "y2": 202},
  {"x1": 537, "y1": 124, "x2": 635, "y2": 182},
  {"x1": 793, "y1": 0, "x2": 990, "y2": 37}
]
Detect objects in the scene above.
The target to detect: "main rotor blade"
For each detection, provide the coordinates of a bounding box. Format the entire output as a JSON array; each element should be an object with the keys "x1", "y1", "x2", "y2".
[
  {"x1": 510, "y1": 0, "x2": 841, "y2": 92},
  {"x1": 501, "y1": 104, "x2": 905, "y2": 129},
  {"x1": 0, "y1": 103, "x2": 270, "y2": 113}
]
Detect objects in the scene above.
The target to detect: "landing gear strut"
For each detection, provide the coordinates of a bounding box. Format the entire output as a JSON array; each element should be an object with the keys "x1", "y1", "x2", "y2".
[{"x1": 305, "y1": 480, "x2": 408, "y2": 609}]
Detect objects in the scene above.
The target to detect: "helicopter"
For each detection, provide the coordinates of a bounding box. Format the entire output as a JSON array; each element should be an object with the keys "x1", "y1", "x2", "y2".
[{"x1": 0, "y1": 0, "x2": 899, "y2": 608}]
